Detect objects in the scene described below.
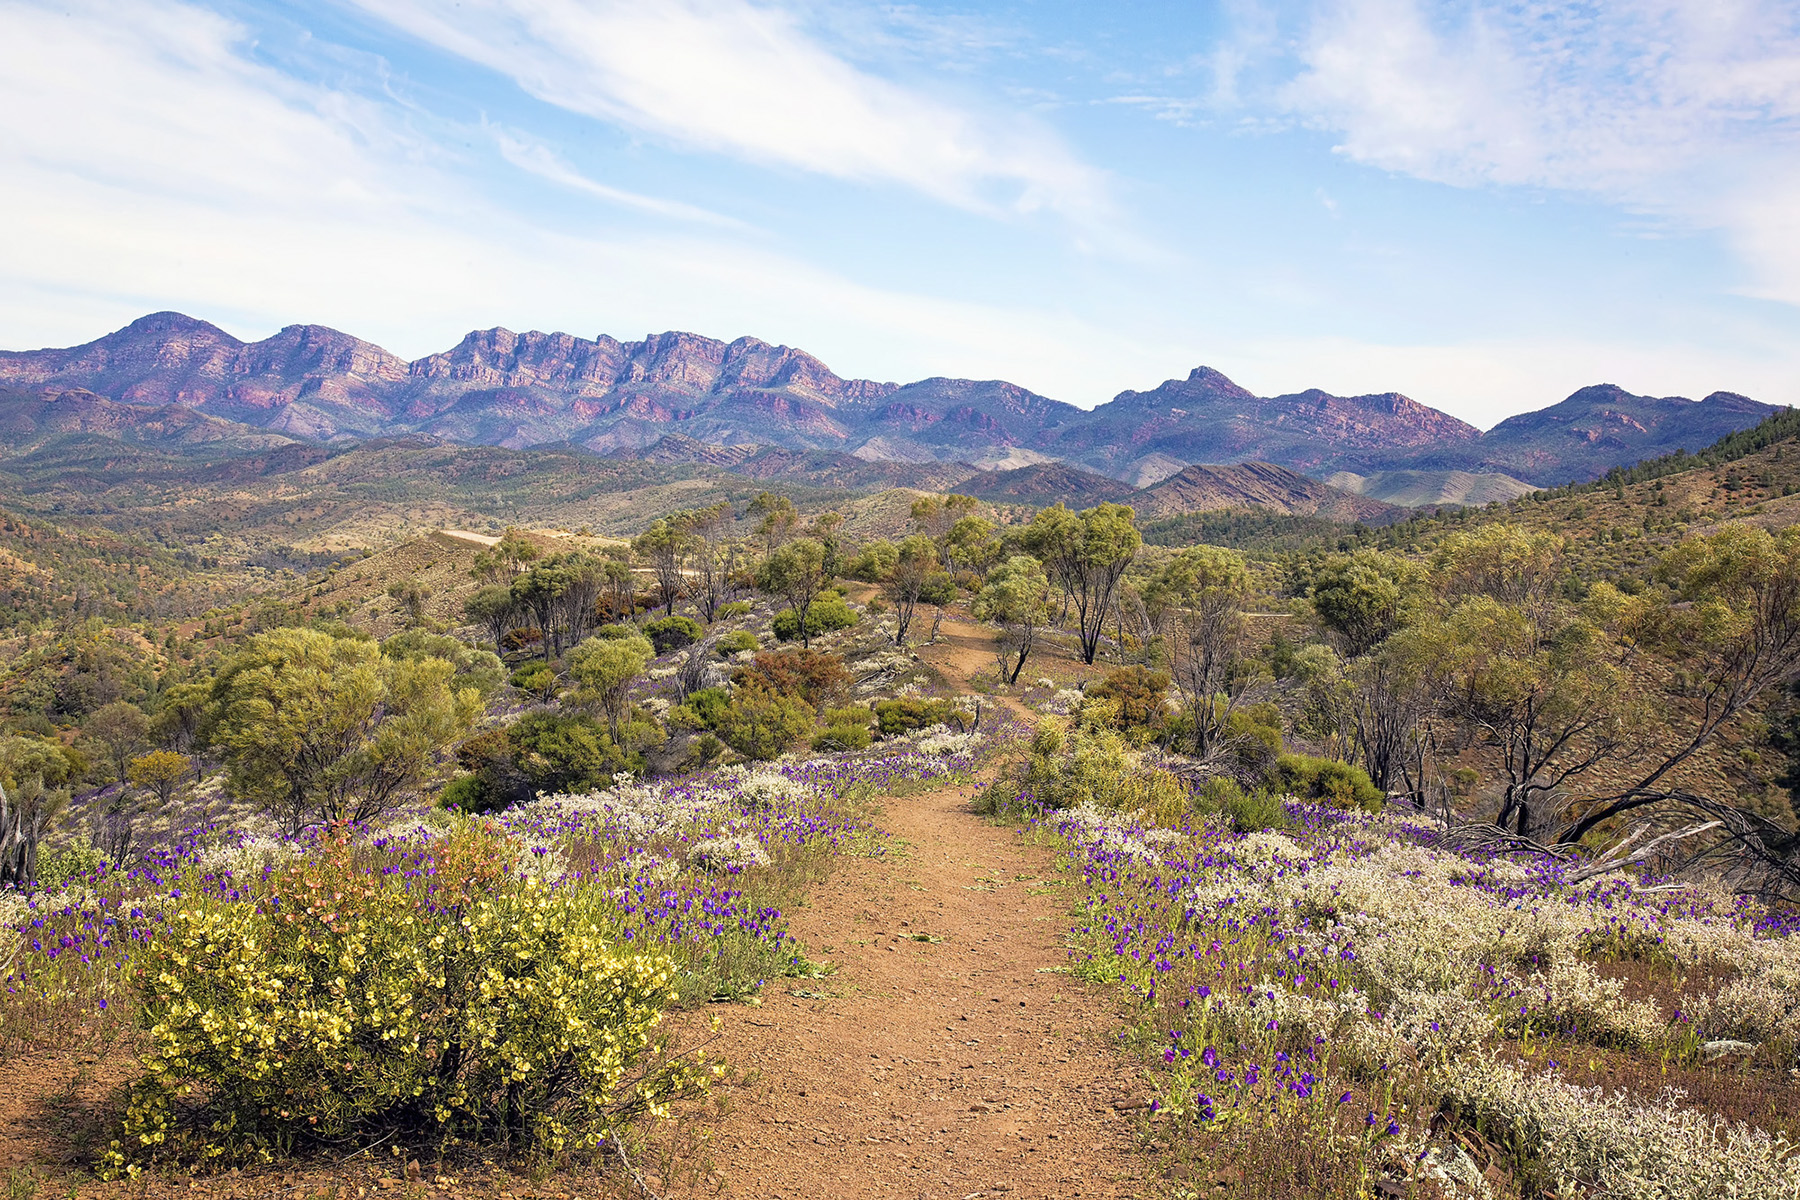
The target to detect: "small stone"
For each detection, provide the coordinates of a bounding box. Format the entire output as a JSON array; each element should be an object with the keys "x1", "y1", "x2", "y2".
[
  {"x1": 1702, "y1": 1038, "x2": 1758, "y2": 1062},
  {"x1": 405, "y1": 1160, "x2": 422, "y2": 1182}
]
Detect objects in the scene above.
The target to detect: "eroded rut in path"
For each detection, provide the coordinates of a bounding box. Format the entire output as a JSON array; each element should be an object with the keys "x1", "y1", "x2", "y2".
[{"x1": 684, "y1": 625, "x2": 1153, "y2": 1200}]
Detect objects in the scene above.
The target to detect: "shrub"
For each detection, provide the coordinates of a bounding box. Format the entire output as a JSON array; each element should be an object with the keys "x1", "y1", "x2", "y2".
[
  {"x1": 1270, "y1": 752, "x2": 1383, "y2": 809},
  {"x1": 715, "y1": 601, "x2": 752, "y2": 620},
  {"x1": 1086, "y1": 666, "x2": 1170, "y2": 731},
  {"x1": 822, "y1": 704, "x2": 871, "y2": 728},
  {"x1": 874, "y1": 697, "x2": 952, "y2": 737},
  {"x1": 509, "y1": 663, "x2": 557, "y2": 701},
  {"x1": 715, "y1": 630, "x2": 759, "y2": 655},
  {"x1": 735, "y1": 649, "x2": 850, "y2": 710},
  {"x1": 1193, "y1": 776, "x2": 1291, "y2": 832},
  {"x1": 104, "y1": 822, "x2": 705, "y2": 1176},
  {"x1": 509, "y1": 711, "x2": 636, "y2": 792},
  {"x1": 714, "y1": 684, "x2": 814, "y2": 761},
  {"x1": 811, "y1": 723, "x2": 872, "y2": 752},
  {"x1": 36, "y1": 841, "x2": 104, "y2": 888},
  {"x1": 644, "y1": 615, "x2": 703, "y2": 655},
  {"x1": 440, "y1": 773, "x2": 499, "y2": 814},
  {"x1": 682, "y1": 687, "x2": 732, "y2": 729},
  {"x1": 770, "y1": 595, "x2": 858, "y2": 642}
]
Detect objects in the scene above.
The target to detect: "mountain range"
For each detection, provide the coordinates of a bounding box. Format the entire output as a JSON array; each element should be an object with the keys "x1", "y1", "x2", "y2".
[{"x1": 0, "y1": 312, "x2": 1778, "y2": 492}]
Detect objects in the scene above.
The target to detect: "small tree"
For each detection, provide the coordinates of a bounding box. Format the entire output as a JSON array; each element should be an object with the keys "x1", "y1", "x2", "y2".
[
  {"x1": 681, "y1": 502, "x2": 735, "y2": 622},
  {"x1": 973, "y1": 556, "x2": 1051, "y2": 684},
  {"x1": 1149, "y1": 546, "x2": 1265, "y2": 763},
  {"x1": 884, "y1": 535, "x2": 938, "y2": 646},
  {"x1": 209, "y1": 628, "x2": 480, "y2": 834},
  {"x1": 1309, "y1": 551, "x2": 1413, "y2": 656},
  {"x1": 749, "y1": 492, "x2": 799, "y2": 554},
  {"x1": 566, "y1": 632, "x2": 655, "y2": 742},
  {"x1": 1025, "y1": 503, "x2": 1140, "y2": 665},
  {"x1": 128, "y1": 750, "x2": 191, "y2": 806},
  {"x1": 86, "y1": 700, "x2": 149, "y2": 785},
  {"x1": 634, "y1": 519, "x2": 694, "y2": 616},
  {"x1": 464, "y1": 585, "x2": 518, "y2": 651},
  {"x1": 386, "y1": 579, "x2": 433, "y2": 627},
  {"x1": 469, "y1": 527, "x2": 539, "y2": 583},
  {"x1": 756, "y1": 538, "x2": 830, "y2": 648}
]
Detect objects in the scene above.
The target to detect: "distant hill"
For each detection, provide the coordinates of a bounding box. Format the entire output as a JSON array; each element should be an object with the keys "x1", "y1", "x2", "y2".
[
  {"x1": 0, "y1": 313, "x2": 1777, "y2": 490},
  {"x1": 1325, "y1": 469, "x2": 1536, "y2": 507},
  {"x1": 1133, "y1": 462, "x2": 1400, "y2": 523}
]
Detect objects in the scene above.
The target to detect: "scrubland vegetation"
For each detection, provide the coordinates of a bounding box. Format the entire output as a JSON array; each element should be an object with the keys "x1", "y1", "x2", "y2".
[{"x1": 2, "y1": 413, "x2": 1800, "y2": 1195}]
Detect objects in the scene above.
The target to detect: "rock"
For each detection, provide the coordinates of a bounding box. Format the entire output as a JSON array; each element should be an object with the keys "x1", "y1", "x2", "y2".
[
  {"x1": 1702, "y1": 1038, "x2": 1758, "y2": 1062},
  {"x1": 405, "y1": 1159, "x2": 422, "y2": 1182}
]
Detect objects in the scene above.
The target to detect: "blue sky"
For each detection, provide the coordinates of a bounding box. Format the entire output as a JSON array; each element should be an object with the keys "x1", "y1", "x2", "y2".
[{"x1": 3, "y1": 0, "x2": 1798, "y2": 426}]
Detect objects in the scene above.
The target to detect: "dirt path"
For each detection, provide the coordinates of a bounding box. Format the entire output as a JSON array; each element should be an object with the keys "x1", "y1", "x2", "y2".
[{"x1": 680, "y1": 619, "x2": 1154, "y2": 1200}]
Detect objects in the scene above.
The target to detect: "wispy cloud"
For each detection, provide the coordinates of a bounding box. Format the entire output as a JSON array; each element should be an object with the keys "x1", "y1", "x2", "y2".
[
  {"x1": 1278, "y1": 0, "x2": 1800, "y2": 301},
  {"x1": 346, "y1": 0, "x2": 1113, "y2": 225},
  {"x1": 490, "y1": 128, "x2": 750, "y2": 229}
]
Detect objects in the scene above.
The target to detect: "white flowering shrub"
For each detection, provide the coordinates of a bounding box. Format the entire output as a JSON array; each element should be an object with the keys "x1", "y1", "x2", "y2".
[
  {"x1": 689, "y1": 834, "x2": 773, "y2": 873},
  {"x1": 1437, "y1": 1057, "x2": 1800, "y2": 1199}
]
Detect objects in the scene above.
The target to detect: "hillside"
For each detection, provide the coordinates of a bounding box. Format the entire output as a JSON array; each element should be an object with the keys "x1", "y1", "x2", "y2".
[
  {"x1": 1325, "y1": 468, "x2": 1536, "y2": 507},
  {"x1": 1133, "y1": 461, "x2": 1400, "y2": 522},
  {"x1": 3, "y1": 313, "x2": 1776, "y2": 488}
]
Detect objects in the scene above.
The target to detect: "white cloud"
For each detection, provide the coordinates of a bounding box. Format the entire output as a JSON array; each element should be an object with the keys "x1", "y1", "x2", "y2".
[
  {"x1": 1280, "y1": 0, "x2": 1800, "y2": 301},
  {"x1": 345, "y1": 0, "x2": 1112, "y2": 224},
  {"x1": 490, "y1": 128, "x2": 750, "y2": 228}
]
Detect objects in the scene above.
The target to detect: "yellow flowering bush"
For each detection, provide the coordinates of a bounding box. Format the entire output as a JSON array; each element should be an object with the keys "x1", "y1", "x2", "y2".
[{"x1": 103, "y1": 822, "x2": 706, "y2": 1176}]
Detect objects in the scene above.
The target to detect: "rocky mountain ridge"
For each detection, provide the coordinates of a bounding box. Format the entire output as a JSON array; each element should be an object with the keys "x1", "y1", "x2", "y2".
[{"x1": 0, "y1": 313, "x2": 1777, "y2": 488}]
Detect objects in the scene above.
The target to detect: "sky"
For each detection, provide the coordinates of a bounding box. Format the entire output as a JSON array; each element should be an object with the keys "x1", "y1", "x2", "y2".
[{"x1": 2, "y1": 0, "x2": 1798, "y2": 428}]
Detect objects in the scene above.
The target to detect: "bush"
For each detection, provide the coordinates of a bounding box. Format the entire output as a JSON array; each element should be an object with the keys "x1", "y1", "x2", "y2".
[
  {"x1": 714, "y1": 684, "x2": 814, "y2": 761},
  {"x1": 36, "y1": 841, "x2": 103, "y2": 888},
  {"x1": 874, "y1": 697, "x2": 952, "y2": 736},
  {"x1": 1086, "y1": 666, "x2": 1170, "y2": 731},
  {"x1": 822, "y1": 704, "x2": 871, "y2": 728},
  {"x1": 715, "y1": 630, "x2": 759, "y2": 655},
  {"x1": 1193, "y1": 776, "x2": 1291, "y2": 832},
  {"x1": 509, "y1": 663, "x2": 557, "y2": 701},
  {"x1": 439, "y1": 773, "x2": 499, "y2": 814},
  {"x1": 1270, "y1": 752, "x2": 1383, "y2": 809},
  {"x1": 736, "y1": 649, "x2": 850, "y2": 710},
  {"x1": 811, "y1": 723, "x2": 872, "y2": 752},
  {"x1": 644, "y1": 615, "x2": 703, "y2": 655},
  {"x1": 683, "y1": 687, "x2": 732, "y2": 729},
  {"x1": 715, "y1": 601, "x2": 752, "y2": 620},
  {"x1": 104, "y1": 822, "x2": 704, "y2": 1176},
  {"x1": 509, "y1": 711, "x2": 637, "y2": 792},
  {"x1": 770, "y1": 595, "x2": 858, "y2": 642}
]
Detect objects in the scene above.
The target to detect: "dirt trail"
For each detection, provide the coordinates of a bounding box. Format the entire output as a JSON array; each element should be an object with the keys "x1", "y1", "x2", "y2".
[{"x1": 682, "y1": 622, "x2": 1153, "y2": 1200}]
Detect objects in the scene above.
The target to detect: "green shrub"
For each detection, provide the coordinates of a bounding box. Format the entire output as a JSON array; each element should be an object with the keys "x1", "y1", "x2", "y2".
[
  {"x1": 104, "y1": 822, "x2": 705, "y2": 1176},
  {"x1": 1270, "y1": 752, "x2": 1383, "y2": 809},
  {"x1": 873, "y1": 697, "x2": 952, "y2": 736},
  {"x1": 1086, "y1": 666, "x2": 1170, "y2": 731},
  {"x1": 509, "y1": 663, "x2": 557, "y2": 701},
  {"x1": 644, "y1": 615, "x2": 703, "y2": 655},
  {"x1": 37, "y1": 841, "x2": 104, "y2": 888},
  {"x1": 822, "y1": 704, "x2": 871, "y2": 728},
  {"x1": 715, "y1": 630, "x2": 759, "y2": 655},
  {"x1": 684, "y1": 687, "x2": 732, "y2": 729},
  {"x1": 509, "y1": 711, "x2": 637, "y2": 792},
  {"x1": 591, "y1": 623, "x2": 637, "y2": 640},
  {"x1": 771, "y1": 595, "x2": 858, "y2": 642},
  {"x1": 1194, "y1": 776, "x2": 1291, "y2": 832},
  {"x1": 439, "y1": 773, "x2": 499, "y2": 814},
  {"x1": 714, "y1": 684, "x2": 814, "y2": 761},
  {"x1": 715, "y1": 601, "x2": 752, "y2": 620},
  {"x1": 811, "y1": 723, "x2": 872, "y2": 752}
]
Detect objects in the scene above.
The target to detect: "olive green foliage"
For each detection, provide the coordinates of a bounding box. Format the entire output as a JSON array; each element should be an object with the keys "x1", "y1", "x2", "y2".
[
  {"x1": 972, "y1": 555, "x2": 1051, "y2": 683},
  {"x1": 715, "y1": 601, "x2": 753, "y2": 620},
  {"x1": 1086, "y1": 666, "x2": 1171, "y2": 733},
  {"x1": 127, "y1": 749, "x2": 190, "y2": 805},
  {"x1": 209, "y1": 627, "x2": 480, "y2": 834},
  {"x1": 755, "y1": 538, "x2": 830, "y2": 647},
  {"x1": 771, "y1": 593, "x2": 858, "y2": 642},
  {"x1": 1023, "y1": 502, "x2": 1141, "y2": 665},
  {"x1": 1271, "y1": 753, "x2": 1384, "y2": 809},
  {"x1": 811, "y1": 722, "x2": 872, "y2": 752},
  {"x1": 1017, "y1": 722, "x2": 1189, "y2": 825},
  {"x1": 714, "y1": 630, "x2": 759, "y2": 655},
  {"x1": 565, "y1": 632, "x2": 655, "y2": 742},
  {"x1": 681, "y1": 687, "x2": 733, "y2": 729},
  {"x1": 644, "y1": 615, "x2": 703, "y2": 655},
  {"x1": 509, "y1": 711, "x2": 645, "y2": 793},
  {"x1": 873, "y1": 697, "x2": 952, "y2": 736},
  {"x1": 382, "y1": 629, "x2": 507, "y2": 697},
  {"x1": 104, "y1": 822, "x2": 704, "y2": 1176},
  {"x1": 85, "y1": 700, "x2": 149, "y2": 784},
  {"x1": 1308, "y1": 551, "x2": 1415, "y2": 655},
  {"x1": 509, "y1": 662, "x2": 557, "y2": 702},
  {"x1": 713, "y1": 685, "x2": 814, "y2": 761},
  {"x1": 842, "y1": 539, "x2": 899, "y2": 583},
  {"x1": 1192, "y1": 776, "x2": 1292, "y2": 833}
]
